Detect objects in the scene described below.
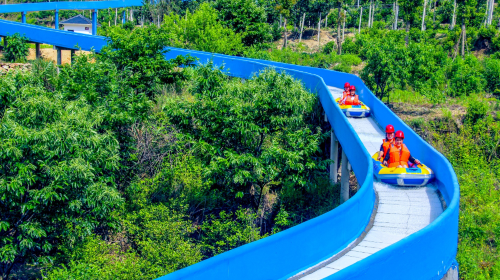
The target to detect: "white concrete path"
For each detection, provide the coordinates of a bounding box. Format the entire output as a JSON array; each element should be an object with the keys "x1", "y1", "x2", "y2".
[{"x1": 294, "y1": 86, "x2": 444, "y2": 279}]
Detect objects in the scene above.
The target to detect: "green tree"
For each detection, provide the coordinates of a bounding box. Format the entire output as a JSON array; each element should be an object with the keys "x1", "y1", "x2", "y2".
[
  {"x1": 0, "y1": 73, "x2": 123, "y2": 279},
  {"x1": 482, "y1": 58, "x2": 500, "y2": 96},
  {"x1": 161, "y1": 3, "x2": 245, "y2": 55},
  {"x1": 3, "y1": 33, "x2": 29, "y2": 63},
  {"x1": 399, "y1": 0, "x2": 424, "y2": 44},
  {"x1": 164, "y1": 64, "x2": 328, "y2": 216},
  {"x1": 213, "y1": 0, "x2": 272, "y2": 46},
  {"x1": 446, "y1": 54, "x2": 485, "y2": 97},
  {"x1": 100, "y1": 24, "x2": 196, "y2": 97},
  {"x1": 361, "y1": 35, "x2": 409, "y2": 101},
  {"x1": 275, "y1": 0, "x2": 298, "y2": 47}
]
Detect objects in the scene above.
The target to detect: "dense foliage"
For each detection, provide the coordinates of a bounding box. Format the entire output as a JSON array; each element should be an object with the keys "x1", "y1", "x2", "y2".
[
  {"x1": 2, "y1": 33, "x2": 29, "y2": 63},
  {"x1": 0, "y1": 23, "x2": 336, "y2": 279},
  {"x1": 406, "y1": 99, "x2": 500, "y2": 280},
  {"x1": 3, "y1": 0, "x2": 500, "y2": 278}
]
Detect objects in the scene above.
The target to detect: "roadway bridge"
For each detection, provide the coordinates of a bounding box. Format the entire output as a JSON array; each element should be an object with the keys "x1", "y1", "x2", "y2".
[{"x1": 0, "y1": 4, "x2": 460, "y2": 279}]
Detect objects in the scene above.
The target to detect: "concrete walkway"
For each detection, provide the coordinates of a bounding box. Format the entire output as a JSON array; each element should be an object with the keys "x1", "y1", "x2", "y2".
[{"x1": 294, "y1": 87, "x2": 444, "y2": 279}]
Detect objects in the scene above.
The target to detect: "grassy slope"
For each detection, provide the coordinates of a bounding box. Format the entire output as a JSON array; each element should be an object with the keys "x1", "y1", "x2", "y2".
[{"x1": 389, "y1": 91, "x2": 500, "y2": 280}]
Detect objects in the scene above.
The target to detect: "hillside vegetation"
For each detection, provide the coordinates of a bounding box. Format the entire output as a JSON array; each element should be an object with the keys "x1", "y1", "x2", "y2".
[
  {"x1": 1, "y1": 0, "x2": 500, "y2": 279},
  {"x1": 0, "y1": 25, "x2": 336, "y2": 280}
]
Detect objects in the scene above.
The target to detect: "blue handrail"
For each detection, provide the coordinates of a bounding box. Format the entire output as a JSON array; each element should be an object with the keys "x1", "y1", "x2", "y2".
[
  {"x1": 0, "y1": 15, "x2": 459, "y2": 280},
  {"x1": 0, "y1": 0, "x2": 141, "y2": 13}
]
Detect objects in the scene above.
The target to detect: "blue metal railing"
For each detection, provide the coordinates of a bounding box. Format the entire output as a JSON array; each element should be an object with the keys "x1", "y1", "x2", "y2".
[{"x1": 0, "y1": 0, "x2": 140, "y2": 13}]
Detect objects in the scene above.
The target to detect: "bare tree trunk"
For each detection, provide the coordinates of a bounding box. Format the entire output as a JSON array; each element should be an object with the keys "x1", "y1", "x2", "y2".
[
  {"x1": 368, "y1": 1, "x2": 372, "y2": 27},
  {"x1": 280, "y1": 14, "x2": 282, "y2": 27},
  {"x1": 485, "y1": 0, "x2": 490, "y2": 26},
  {"x1": 371, "y1": 2, "x2": 375, "y2": 27},
  {"x1": 394, "y1": 0, "x2": 399, "y2": 30},
  {"x1": 433, "y1": 0, "x2": 437, "y2": 23},
  {"x1": 325, "y1": 13, "x2": 328, "y2": 27},
  {"x1": 452, "y1": 25, "x2": 461, "y2": 58},
  {"x1": 337, "y1": 4, "x2": 342, "y2": 54},
  {"x1": 461, "y1": 18, "x2": 466, "y2": 57},
  {"x1": 342, "y1": 10, "x2": 346, "y2": 42},
  {"x1": 357, "y1": 0, "x2": 360, "y2": 8},
  {"x1": 451, "y1": 0, "x2": 456, "y2": 29},
  {"x1": 283, "y1": 17, "x2": 288, "y2": 48},
  {"x1": 422, "y1": 0, "x2": 427, "y2": 30},
  {"x1": 488, "y1": 0, "x2": 495, "y2": 26},
  {"x1": 318, "y1": 12, "x2": 321, "y2": 48},
  {"x1": 359, "y1": 7, "x2": 363, "y2": 33},
  {"x1": 299, "y1": 13, "x2": 305, "y2": 42},
  {"x1": 393, "y1": 1, "x2": 396, "y2": 29},
  {"x1": 115, "y1": 8, "x2": 117, "y2": 25}
]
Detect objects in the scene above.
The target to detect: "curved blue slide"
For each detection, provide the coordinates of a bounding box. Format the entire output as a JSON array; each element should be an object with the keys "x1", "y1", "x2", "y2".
[{"x1": 0, "y1": 4, "x2": 459, "y2": 279}]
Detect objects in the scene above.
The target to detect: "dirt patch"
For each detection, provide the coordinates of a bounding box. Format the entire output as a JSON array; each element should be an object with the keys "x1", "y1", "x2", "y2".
[
  {"x1": 391, "y1": 102, "x2": 466, "y2": 121},
  {"x1": 26, "y1": 48, "x2": 90, "y2": 64},
  {"x1": 351, "y1": 61, "x2": 365, "y2": 76},
  {"x1": 0, "y1": 48, "x2": 90, "y2": 65},
  {"x1": 0, "y1": 62, "x2": 31, "y2": 74},
  {"x1": 276, "y1": 28, "x2": 354, "y2": 53}
]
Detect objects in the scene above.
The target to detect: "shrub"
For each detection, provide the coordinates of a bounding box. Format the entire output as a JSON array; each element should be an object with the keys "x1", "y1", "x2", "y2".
[
  {"x1": 122, "y1": 20, "x2": 135, "y2": 31},
  {"x1": 271, "y1": 21, "x2": 283, "y2": 41},
  {"x1": 213, "y1": 0, "x2": 271, "y2": 46},
  {"x1": 372, "y1": 20, "x2": 386, "y2": 30},
  {"x1": 361, "y1": 36, "x2": 409, "y2": 100},
  {"x1": 323, "y1": 41, "x2": 335, "y2": 54},
  {"x1": 465, "y1": 99, "x2": 488, "y2": 125},
  {"x1": 100, "y1": 25, "x2": 196, "y2": 97},
  {"x1": 342, "y1": 36, "x2": 359, "y2": 55},
  {"x1": 483, "y1": 58, "x2": 500, "y2": 96},
  {"x1": 161, "y1": 3, "x2": 244, "y2": 55},
  {"x1": 3, "y1": 33, "x2": 29, "y2": 62},
  {"x1": 478, "y1": 26, "x2": 497, "y2": 41},
  {"x1": 447, "y1": 55, "x2": 485, "y2": 97}
]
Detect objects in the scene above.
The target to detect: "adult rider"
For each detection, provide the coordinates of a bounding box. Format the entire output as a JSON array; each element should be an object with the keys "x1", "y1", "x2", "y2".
[
  {"x1": 383, "y1": 130, "x2": 421, "y2": 168},
  {"x1": 377, "y1": 124, "x2": 395, "y2": 161}
]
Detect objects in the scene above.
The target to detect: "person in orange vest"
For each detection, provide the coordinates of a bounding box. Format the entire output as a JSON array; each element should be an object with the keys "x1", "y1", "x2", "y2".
[
  {"x1": 341, "y1": 85, "x2": 361, "y2": 105},
  {"x1": 383, "y1": 130, "x2": 421, "y2": 168},
  {"x1": 377, "y1": 124, "x2": 395, "y2": 161},
  {"x1": 342, "y1": 82, "x2": 350, "y2": 98}
]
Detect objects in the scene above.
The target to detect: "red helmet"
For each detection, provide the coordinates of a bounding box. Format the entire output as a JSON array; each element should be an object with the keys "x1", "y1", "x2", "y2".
[
  {"x1": 385, "y1": 124, "x2": 395, "y2": 133},
  {"x1": 395, "y1": 130, "x2": 405, "y2": 139},
  {"x1": 349, "y1": 85, "x2": 356, "y2": 91},
  {"x1": 344, "y1": 82, "x2": 350, "y2": 89}
]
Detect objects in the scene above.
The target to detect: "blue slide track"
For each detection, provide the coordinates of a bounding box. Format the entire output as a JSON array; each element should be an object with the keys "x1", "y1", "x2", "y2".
[{"x1": 0, "y1": 5, "x2": 459, "y2": 279}]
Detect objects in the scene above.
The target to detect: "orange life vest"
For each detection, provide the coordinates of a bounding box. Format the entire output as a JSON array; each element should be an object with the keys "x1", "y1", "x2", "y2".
[
  {"x1": 381, "y1": 138, "x2": 394, "y2": 158},
  {"x1": 342, "y1": 91, "x2": 349, "y2": 99},
  {"x1": 388, "y1": 144, "x2": 411, "y2": 168},
  {"x1": 344, "y1": 95, "x2": 360, "y2": 105}
]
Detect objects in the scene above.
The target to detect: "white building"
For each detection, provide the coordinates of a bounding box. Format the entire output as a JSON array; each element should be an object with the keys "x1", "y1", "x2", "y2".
[{"x1": 60, "y1": 15, "x2": 100, "y2": 35}]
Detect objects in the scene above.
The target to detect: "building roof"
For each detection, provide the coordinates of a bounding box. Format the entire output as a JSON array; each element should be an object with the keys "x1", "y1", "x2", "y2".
[{"x1": 60, "y1": 14, "x2": 101, "y2": 26}]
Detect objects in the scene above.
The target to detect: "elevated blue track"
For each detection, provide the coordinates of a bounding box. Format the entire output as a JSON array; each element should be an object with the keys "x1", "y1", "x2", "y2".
[{"x1": 0, "y1": 9, "x2": 459, "y2": 279}]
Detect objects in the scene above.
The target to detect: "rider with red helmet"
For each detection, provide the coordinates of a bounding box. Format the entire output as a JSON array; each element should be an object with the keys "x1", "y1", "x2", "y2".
[
  {"x1": 341, "y1": 85, "x2": 361, "y2": 105},
  {"x1": 383, "y1": 130, "x2": 421, "y2": 168},
  {"x1": 377, "y1": 124, "x2": 395, "y2": 161},
  {"x1": 342, "y1": 82, "x2": 350, "y2": 98}
]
